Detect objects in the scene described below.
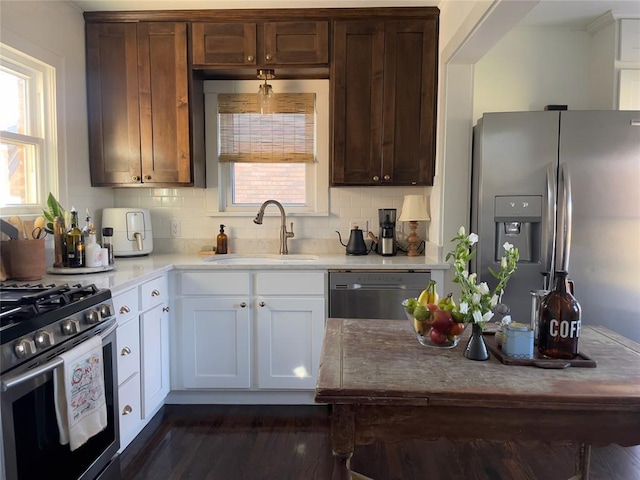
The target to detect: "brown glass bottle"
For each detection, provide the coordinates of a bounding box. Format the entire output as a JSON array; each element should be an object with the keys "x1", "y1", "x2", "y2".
[
  {"x1": 66, "y1": 208, "x2": 85, "y2": 268},
  {"x1": 538, "y1": 270, "x2": 582, "y2": 359},
  {"x1": 216, "y1": 224, "x2": 228, "y2": 254}
]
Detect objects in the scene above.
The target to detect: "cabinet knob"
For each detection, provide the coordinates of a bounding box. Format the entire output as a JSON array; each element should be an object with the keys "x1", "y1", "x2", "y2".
[
  {"x1": 373, "y1": 175, "x2": 380, "y2": 182},
  {"x1": 121, "y1": 346, "x2": 132, "y2": 356},
  {"x1": 119, "y1": 305, "x2": 130, "y2": 315},
  {"x1": 247, "y1": 55, "x2": 254, "y2": 62},
  {"x1": 132, "y1": 175, "x2": 140, "y2": 182},
  {"x1": 122, "y1": 405, "x2": 133, "y2": 415},
  {"x1": 144, "y1": 175, "x2": 152, "y2": 181},
  {"x1": 163, "y1": 306, "x2": 170, "y2": 312},
  {"x1": 259, "y1": 301, "x2": 265, "y2": 307},
  {"x1": 151, "y1": 289, "x2": 160, "y2": 297},
  {"x1": 240, "y1": 302, "x2": 247, "y2": 308},
  {"x1": 383, "y1": 174, "x2": 391, "y2": 181},
  {"x1": 265, "y1": 53, "x2": 273, "y2": 61}
]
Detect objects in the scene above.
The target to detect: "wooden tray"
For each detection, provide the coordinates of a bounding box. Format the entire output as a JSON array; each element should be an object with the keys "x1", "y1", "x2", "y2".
[{"x1": 483, "y1": 333, "x2": 597, "y2": 369}]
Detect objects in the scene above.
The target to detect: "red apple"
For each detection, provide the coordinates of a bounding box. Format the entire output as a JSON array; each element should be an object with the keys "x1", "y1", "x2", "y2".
[
  {"x1": 426, "y1": 303, "x2": 439, "y2": 312},
  {"x1": 429, "y1": 328, "x2": 448, "y2": 345},
  {"x1": 431, "y1": 309, "x2": 454, "y2": 334}
]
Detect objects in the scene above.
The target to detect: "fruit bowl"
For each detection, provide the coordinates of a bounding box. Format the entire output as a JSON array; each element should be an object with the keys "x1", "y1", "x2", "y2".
[{"x1": 402, "y1": 299, "x2": 466, "y2": 348}]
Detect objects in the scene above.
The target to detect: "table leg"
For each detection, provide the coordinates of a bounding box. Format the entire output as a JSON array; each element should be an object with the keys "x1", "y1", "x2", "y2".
[
  {"x1": 568, "y1": 443, "x2": 591, "y2": 480},
  {"x1": 330, "y1": 404, "x2": 355, "y2": 480}
]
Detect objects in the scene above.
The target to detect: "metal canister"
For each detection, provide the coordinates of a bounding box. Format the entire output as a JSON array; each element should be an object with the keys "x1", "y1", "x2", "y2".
[{"x1": 530, "y1": 289, "x2": 549, "y2": 345}]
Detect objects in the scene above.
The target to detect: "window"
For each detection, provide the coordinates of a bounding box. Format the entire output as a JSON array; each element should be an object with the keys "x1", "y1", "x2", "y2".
[
  {"x1": 0, "y1": 43, "x2": 57, "y2": 213},
  {"x1": 204, "y1": 80, "x2": 329, "y2": 216}
]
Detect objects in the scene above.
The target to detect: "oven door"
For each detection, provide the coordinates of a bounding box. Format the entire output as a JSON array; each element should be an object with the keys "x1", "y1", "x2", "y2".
[{"x1": 1, "y1": 321, "x2": 120, "y2": 480}]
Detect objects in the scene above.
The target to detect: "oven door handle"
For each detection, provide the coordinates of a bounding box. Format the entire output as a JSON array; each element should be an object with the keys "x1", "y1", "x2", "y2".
[{"x1": 1, "y1": 320, "x2": 117, "y2": 393}]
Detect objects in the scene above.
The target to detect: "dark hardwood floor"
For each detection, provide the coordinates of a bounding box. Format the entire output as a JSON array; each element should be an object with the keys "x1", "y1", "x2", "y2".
[{"x1": 120, "y1": 405, "x2": 640, "y2": 480}]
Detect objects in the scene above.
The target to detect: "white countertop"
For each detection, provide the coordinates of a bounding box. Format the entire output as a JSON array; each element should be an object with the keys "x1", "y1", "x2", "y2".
[{"x1": 39, "y1": 252, "x2": 450, "y2": 294}]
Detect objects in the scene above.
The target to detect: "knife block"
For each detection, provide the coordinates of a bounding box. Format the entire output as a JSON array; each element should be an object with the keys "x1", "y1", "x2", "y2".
[{"x1": 1, "y1": 239, "x2": 45, "y2": 281}]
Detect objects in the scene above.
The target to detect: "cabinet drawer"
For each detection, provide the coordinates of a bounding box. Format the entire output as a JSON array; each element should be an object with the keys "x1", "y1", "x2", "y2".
[
  {"x1": 256, "y1": 271, "x2": 325, "y2": 295},
  {"x1": 118, "y1": 373, "x2": 142, "y2": 446},
  {"x1": 117, "y1": 317, "x2": 140, "y2": 385},
  {"x1": 180, "y1": 271, "x2": 250, "y2": 295},
  {"x1": 112, "y1": 287, "x2": 139, "y2": 322},
  {"x1": 140, "y1": 275, "x2": 167, "y2": 311}
]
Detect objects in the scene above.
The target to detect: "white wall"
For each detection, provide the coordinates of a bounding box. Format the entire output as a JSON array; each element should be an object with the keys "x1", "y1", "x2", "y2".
[
  {"x1": 473, "y1": 27, "x2": 592, "y2": 123},
  {"x1": 0, "y1": 0, "x2": 113, "y2": 216}
]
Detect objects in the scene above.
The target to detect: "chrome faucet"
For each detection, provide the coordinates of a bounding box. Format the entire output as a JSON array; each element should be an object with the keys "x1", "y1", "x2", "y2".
[{"x1": 253, "y1": 200, "x2": 294, "y2": 254}]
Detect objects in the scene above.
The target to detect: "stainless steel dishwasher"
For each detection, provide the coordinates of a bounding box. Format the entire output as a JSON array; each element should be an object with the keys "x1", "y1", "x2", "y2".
[{"x1": 328, "y1": 270, "x2": 431, "y2": 320}]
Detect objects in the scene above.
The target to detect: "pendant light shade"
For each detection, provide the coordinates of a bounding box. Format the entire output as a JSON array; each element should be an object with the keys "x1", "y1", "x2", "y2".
[{"x1": 257, "y1": 69, "x2": 275, "y2": 114}]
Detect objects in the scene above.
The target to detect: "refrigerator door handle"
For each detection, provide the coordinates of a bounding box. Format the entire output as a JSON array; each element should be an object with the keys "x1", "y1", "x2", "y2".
[
  {"x1": 559, "y1": 162, "x2": 573, "y2": 272},
  {"x1": 543, "y1": 162, "x2": 557, "y2": 288}
]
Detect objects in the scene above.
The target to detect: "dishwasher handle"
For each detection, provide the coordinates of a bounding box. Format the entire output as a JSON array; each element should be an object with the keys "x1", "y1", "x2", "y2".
[{"x1": 332, "y1": 283, "x2": 413, "y2": 290}]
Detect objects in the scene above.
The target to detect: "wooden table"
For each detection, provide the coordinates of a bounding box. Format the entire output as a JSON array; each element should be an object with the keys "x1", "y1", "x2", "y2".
[{"x1": 315, "y1": 319, "x2": 640, "y2": 480}]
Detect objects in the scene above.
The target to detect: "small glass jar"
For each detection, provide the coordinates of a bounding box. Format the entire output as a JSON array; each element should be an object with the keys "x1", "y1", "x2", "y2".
[{"x1": 102, "y1": 227, "x2": 115, "y2": 265}]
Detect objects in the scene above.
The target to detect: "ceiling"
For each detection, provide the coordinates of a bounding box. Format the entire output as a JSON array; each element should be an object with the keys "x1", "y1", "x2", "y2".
[{"x1": 71, "y1": 0, "x2": 640, "y2": 30}]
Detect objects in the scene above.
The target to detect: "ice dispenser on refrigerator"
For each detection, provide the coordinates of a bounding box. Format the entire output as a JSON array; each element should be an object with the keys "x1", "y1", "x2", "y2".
[{"x1": 494, "y1": 195, "x2": 541, "y2": 264}]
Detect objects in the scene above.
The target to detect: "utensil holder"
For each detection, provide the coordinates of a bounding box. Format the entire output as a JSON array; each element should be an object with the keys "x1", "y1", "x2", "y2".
[{"x1": 1, "y1": 239, "x2": 46, "y2": 281}]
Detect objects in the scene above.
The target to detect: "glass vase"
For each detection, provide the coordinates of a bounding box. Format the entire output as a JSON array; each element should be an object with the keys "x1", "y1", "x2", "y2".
[{"x1": 463, "y1": 323, "x2": 490, "y2": 361}]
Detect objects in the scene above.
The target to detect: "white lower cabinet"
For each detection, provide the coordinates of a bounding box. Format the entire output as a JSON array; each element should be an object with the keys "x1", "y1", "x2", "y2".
[
  {"x1": 113, "y1": 273, "x2": 170, "y2": 451},
  {"x1": 174, "y1": 270, "x2": 326, "y2": 399}
]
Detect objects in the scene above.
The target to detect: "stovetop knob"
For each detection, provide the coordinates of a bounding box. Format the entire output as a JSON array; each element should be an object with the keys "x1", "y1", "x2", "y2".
[
  {"x1": 99, "y1": 304, "x2": 113, "y2": 318},
  {"x1": 86, "y1": 309, "x2": 102, "y2": 324},
  {"x1": 62, "y1": 318, "x2": 80, "y2": 335},
  {"x1": 15, "y1": 338, "x2": 37, "y2": 358},
  {"x1": 34, "y1": 330, "x2": 55, "y2": 348}
]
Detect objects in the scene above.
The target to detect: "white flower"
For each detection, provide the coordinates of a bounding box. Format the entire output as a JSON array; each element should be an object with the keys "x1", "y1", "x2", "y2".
[
  {"x1": 459, "y1": 302, "x2": 469, "y2": 314},
  {"x1": 489, "y1": 294, "x2": 499, "y2": 307},
  {"x1": 503, "y1": 242, "x2": 514, "y2": 252},
  {"x1": 468, "y1": 233, "x2": 479, "y2": 245},
  {"x1": 477, "y1": 282, "x2": 490, "y2": 295},
  {"x1": 468, "y1": 273, "x2": 477, "y2": 284},
  {"x1": 501, "y1": 257, "x2": 507, "y2": 269},
  {"x1": 472, "y1": 310, "x2": 483, "y2": 324},
  {"x1": 482, "y1": 311, "x2": 495, "y2": 323},
  {"x1": 461, "y1": 270, "x2": 469, "y2": 279},
  {"x1": 472, "y1": 292, "x2": 482, "y2": 304},
  {"x1": 458, "y1": 226, "x2": 466, "y2": 236}
]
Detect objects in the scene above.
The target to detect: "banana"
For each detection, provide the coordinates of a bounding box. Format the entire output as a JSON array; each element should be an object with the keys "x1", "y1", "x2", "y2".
[
  {"x1": 438, "y1": 293, "x2": 456, "y2": 311},
  {"x1": 417, "y1": 280, "x2": 439, "y2": 306}
]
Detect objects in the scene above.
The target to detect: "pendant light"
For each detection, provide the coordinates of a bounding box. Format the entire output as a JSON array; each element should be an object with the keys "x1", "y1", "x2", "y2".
[{"x1": 257, "y1": 69, "x2": 275, "y2": 114}]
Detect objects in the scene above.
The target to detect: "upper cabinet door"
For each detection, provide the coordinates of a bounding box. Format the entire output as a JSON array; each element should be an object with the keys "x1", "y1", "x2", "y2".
[
  {"x1": 137, "y1": 22, "x2": 191, "y2": 184},
  {"x1": 263, "y1": 21, "x2": 329, "y2": 65},
  {"x1": 86, "y1": 23, "x2": 142, "y2": 185},
  {"x1": 191, "y1": 22, "x2": 257, "y2": 66},
  {"x1": 331, "y1": 20, "x2": 385, "y2": 186},
  {"x1": 381, "y1": 19, "x2": 438, "y2": 186}
]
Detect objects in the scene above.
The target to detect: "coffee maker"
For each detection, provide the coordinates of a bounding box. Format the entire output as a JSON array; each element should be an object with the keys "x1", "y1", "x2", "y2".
[{"x1": 377, "y1": 208, "x2": 397, "y2": 256}]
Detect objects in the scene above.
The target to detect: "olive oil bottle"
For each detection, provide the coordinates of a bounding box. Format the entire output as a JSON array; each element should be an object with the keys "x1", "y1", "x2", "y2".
[{"x1": 66, "y1": 207, "x2": 85, "y2": 267}]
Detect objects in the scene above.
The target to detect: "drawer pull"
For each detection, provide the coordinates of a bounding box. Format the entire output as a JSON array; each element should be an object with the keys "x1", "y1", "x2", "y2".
[
  {"x1": 151, "y1": 289, "x2": 160, "y2": 297},
  {"x1": 163, "y1": 306, "x2": 170, "y2": 312},
  {"x1": 240, "y1": 302, "x2": 247, "y2": 308},
  {"x1": 119, "y1": 305, "x2": 130, "y2": 314},
  {"x1": 122, "y1": 405, "x2": 133, "y2": 415},
  {"x1": 259, "y1": 301, "x2": 265, "y2": 307},
  {"x1": 121, "y1": 347, "x2": 131, "y2": 356}
]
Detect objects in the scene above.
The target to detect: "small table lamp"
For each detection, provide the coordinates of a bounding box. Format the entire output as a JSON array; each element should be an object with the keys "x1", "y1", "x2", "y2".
[{"x1": 398, "y1": 195, "x2": 430, "y2": 257}]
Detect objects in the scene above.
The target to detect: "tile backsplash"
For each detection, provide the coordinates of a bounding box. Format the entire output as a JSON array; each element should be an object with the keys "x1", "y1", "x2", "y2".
[{"x1": 113, "y1": 186, "x2": 433, "y2": 254}]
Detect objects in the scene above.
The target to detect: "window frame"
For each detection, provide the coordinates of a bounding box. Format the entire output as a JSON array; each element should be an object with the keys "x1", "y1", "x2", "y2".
[
  {"x1": 0, "y1": 42, "x2": 58, "y2": 216},
  {"x1": 204, "y1": 79, "x2": 329, "y2": 217}
]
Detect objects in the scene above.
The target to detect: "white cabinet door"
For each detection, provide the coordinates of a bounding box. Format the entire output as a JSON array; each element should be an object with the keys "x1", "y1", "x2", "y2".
[
  {"x1": 117, "y1": 373, "x2": 142, "y2": 450},
  {"x1": 256, "y1": 296, "x2": 325, "y2": 389},
  {"x1": 180, "y1": 297, "x2": 251, "y2": 389},
  {"x1": 140, "y1": 302, "x2": 170, "y2": 418}
]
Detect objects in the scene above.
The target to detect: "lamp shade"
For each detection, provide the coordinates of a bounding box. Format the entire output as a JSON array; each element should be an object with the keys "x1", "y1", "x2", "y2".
[{"x1": 398, "y1": 195, "x2": 430, "y2": 222}]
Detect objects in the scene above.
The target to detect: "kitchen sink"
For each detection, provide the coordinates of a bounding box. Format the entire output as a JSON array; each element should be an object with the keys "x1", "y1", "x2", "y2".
[{"x1": 203, "y1": 254, "x2": 319, "y2": 265}]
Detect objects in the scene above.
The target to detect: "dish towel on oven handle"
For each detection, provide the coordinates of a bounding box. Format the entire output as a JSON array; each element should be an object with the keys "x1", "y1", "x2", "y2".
[{"x1": 53, "y1": 335, "x2": 107, "y2": 451}]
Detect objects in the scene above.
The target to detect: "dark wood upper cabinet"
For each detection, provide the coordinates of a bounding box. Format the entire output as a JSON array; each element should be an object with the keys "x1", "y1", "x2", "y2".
[
  {"x1": 191, "y1": 21, "x2": 329, "y2": 67},
  {"x1": 331, "y1": 17, "x2": 438, "y2": 186},
  {"x1": 86, "y1": 22, "x2": 204, "y2": 187}
]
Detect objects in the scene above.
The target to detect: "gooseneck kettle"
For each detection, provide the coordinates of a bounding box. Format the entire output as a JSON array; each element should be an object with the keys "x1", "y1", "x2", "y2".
[{"x1": 336, "y1": 227, "x2": 369, "y2": 255}]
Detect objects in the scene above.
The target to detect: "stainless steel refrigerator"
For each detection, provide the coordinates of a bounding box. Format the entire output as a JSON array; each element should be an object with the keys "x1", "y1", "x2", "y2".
[{"x1": 471, "y1": 110, "x2": 640, "y2": 343}]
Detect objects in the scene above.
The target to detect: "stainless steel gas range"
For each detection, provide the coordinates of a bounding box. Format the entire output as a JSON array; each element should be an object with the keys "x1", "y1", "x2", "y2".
[{"x1": 0, "y1": 282, "x2": 120, "y2": 480}]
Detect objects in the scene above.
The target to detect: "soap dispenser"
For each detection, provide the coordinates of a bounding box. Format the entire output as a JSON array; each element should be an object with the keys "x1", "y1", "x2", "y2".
[{"x1": 216, "y1": 224, "x2": 228, "y2": 254}]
